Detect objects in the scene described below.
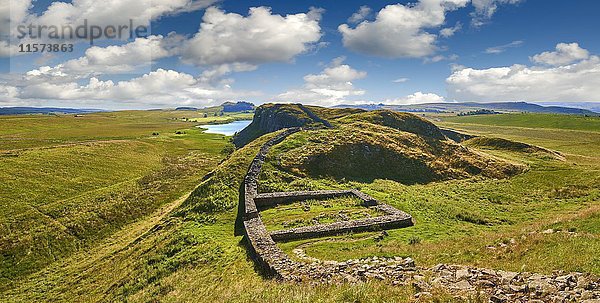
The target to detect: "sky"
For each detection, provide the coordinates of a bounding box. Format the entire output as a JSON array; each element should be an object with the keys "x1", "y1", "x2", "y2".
[{"x1": 1, "y1": 0, "x2": 600, "y2": 110}]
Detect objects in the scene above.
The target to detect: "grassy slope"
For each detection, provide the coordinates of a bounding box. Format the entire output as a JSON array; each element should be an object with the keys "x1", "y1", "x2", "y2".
[
  {"x1": 0, "y1": 110, "x2": 231, "y2": 288},
  {"x1": 2, "y1": 112, "x2": 600, "y2": 303},
  {"x1": 442, "y1": 113, "x2": 600, "y2": 132}
]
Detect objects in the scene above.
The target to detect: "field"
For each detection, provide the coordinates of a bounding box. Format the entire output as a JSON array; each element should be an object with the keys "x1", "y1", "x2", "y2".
[
  {"x1": 1, "y1": 111, "x2": 599, "y2": 302},
  {"x1": 259, "y1": 196, "x2": 384, "y2": 231},
  {"x1": 0, "y1": 109, "x2": 233, "y2": 289}
]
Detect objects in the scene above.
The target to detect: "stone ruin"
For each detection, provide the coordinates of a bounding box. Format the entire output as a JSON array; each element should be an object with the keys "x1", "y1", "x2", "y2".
[
  {"x1": 242, "y1": 127, "x2": 414, "y2": 279},
  {"x1": 240, "y1": 128, "x2": 600, "y2": 302}
]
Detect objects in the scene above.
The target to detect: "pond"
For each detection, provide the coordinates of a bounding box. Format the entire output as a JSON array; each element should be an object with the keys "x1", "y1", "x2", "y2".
[{"x1": 197, "y1": 120, "x2": 252, "y2": 136}]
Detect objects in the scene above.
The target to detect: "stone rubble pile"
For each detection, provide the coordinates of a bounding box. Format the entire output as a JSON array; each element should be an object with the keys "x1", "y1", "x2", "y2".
[{"x1": 285, "y1": 254, "x2": 600, "y2": 302}]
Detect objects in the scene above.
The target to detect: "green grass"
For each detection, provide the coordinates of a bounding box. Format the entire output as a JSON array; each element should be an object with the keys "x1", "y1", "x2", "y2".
[
  {"x1": 441, "y1": 113, "x2": 600, "y2": 132},
  {"x1": 2, "y1": 111, "x2": 600, "y2": 302},
  {"x1": 0, "y1": 110, "x2": 234, "y2": 288},
  {"x1": 270, "y1": 113, "x2": 600, "y2": 275},
  {"x1": 548, "y1": 207, "x2": 600, "y2": 234},
  {"x1": 259, "y1": 197, "x2": 384, "y2": 231}
]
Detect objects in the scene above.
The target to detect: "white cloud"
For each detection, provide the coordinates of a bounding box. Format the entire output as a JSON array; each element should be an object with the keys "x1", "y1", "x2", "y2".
[
  {"x1": 0, "y1": 4, "x2": 326, "y2": 108},
  {"x1": 485, "y1": 40, "x2": 523, "y2": 54},
  {"x1": 385, "y1": 92, "x2": 445, "y2": 105},
  {"x1": 440, "y1": 22, "x2": 462, "y2": 38},
  {"x1": 0, "y1": 0, "x2": 218, "y2": 56},
  {"x1": 13, "y1": 68, "x2": 260, "y2": 108},
  {"x1": 348, "y1": 6, "x2": 372, "y2": 24},
  {"x1": 425, "y1": 54, "x2": 459, "y2": 63},
  {"x1": 182, "y1": 6, "x2": 323, "y2": 67},
  {"x1": 0, "y1": 40, "x2": 18, "y2": 57},
  {"x1": 0, "y1": 0, "x2": 33, "y2": 57},
  {"x1": 275, "y1": 57, "x2": 367, "y2": 106},
  {"x1": 0, "y1": 83, "x2": 19, "y2": 103},
  {"x1": 531, "y1": 43, "x2": 590, "y2": 66},
  {"x1": 28, "y1": 0, "x2": 218, "y2": 30},
  {"x1": 17, "y1": 35, "x2": 174, "y2": 88},
  {"x1": 338, "y1": 0, "x2": 469, "y2": 58},
  {"x1": 393, "y1": 78, "x2": 409, "y2": 83},
  {"x1": 471, "y1": 0, "x2": 522, "y2": 27},
  {"x1": 447, "y1": 43, "x2": 600, "y2": 102}
]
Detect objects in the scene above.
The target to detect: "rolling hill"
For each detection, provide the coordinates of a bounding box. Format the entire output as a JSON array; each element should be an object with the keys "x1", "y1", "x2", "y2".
[{"x1": 335, "y1": 101, "x2": 599, "y2": 115}]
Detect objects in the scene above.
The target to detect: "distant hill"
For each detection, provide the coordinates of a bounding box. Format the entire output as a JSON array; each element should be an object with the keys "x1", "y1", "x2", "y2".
[
  {"x1": 0, "y1": 107, "x2": 104, "y2": 115},
  {"x1": 222, "y1": 101, "x2": 255, "y2": 113},
  {"x1": 535, "y1": 102, "x2": 600, "y2": 113},
  {"x1": 175, "y1": 107, "x2": 198, "y2": 111},
  {"x1": 334, "y1": 102, "x2": 598, "y2": 115}
]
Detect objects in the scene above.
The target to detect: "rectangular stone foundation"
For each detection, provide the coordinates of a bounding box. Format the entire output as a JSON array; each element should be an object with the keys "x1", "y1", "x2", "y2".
[
  {"x1": 240, "y1": 127, "x2": 414, "y2": 280},
  {"x1": 269, "y1": 213, "x2": 414, "y2": 242}
]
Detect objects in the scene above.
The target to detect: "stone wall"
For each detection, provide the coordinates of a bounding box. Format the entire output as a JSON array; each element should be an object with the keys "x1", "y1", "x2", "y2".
[
  {"x1": 241, "y1": 127, "x2": 414, "y2": 279},
  {"x1": 254, "y1": 190, "x2": 355, "y2": 208},
  {"x1": 242, "y1": 128, "x2": 301, "y2": 278},
  {"x1": 270, "y1": 214, "x2": 413, "y2": 242}
]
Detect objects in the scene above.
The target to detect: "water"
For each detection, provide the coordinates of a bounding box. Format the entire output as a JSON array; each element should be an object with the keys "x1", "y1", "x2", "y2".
[{"x1": 197, "y1": 120, "x2": 252, "y2": 136}]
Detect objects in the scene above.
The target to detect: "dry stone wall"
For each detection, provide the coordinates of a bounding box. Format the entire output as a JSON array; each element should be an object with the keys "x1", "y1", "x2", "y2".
[{"x1": 242, "y1": 127, "x2": 414, "y2": 278}]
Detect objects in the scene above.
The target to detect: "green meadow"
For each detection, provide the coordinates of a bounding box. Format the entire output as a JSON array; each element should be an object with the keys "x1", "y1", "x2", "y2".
[
  {"x1": 0, "y1": 109, "x2": 233, "y2": 288},
  {"x1": 1, "y1": 111, "x2": 599, "y2": 302}
]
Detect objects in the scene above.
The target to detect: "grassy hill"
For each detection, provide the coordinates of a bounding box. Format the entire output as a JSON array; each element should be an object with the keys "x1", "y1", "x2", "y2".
[
  {"x1": 0, "y1": 110, "x2": 232, "y2": 288},
  {"x1": 335, "y1": 102, "x2": 599, "y2": 115},
  {"x1": 263, "y1": 122, "x2": 522, "y2": 186},
  {"x1": 2, "y1": 107, "x2": 600, "y2": 302},
  {"x1": 442, "y1": 113, "x2": 600, "y2": 131}
]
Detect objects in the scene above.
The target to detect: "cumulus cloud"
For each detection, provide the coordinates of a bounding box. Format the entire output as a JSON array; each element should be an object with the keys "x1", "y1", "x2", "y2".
[
  {"x1": 471, "y1": 0, "x2": 522, "y2": 27},
  {"x1": 0, "y1": 0, "x2": 218, "y2": 56},
  {"x1": 0, "y1": 0, "x2": 33, "y2": 56},
  {"x1": 10, "y1": 68, "x2": 260, "y2": 107},
  {"x1": 182, "y1": 6, "x2": 323, "y2": 67},
  {"x1": 1, "y1": 4, "x2": 327, "y2": 108},
  {"x1": 447, "y1": 43, "x2": 600, "y2": 102},
  {"x1": 485, "y1": 40, "x2": 523, "y2": 54},
  {"x1": 27, "y1": 0, "x2": 218, "y2": 29},
  {"x1": 385, "y1": 92, "x2": 445, "y2": 105},
  {"x1": 440, "y1": 22, "x2": 462, "y2": 38},
  {"x1": 0, "y1": 40, "x2": 18, "y2": 57},
  {"x1": 530, "y1": 43, "x2": 589, "y2": 66},
  {"x1": 348, "y1": 6, "x2": 372, "y2": 24},
  {"x1": 0, "y1": 83, "x2": 19, "y2": 102},
  {"x1": 338, "y1": 0, "x2": 469, "y2": 58},
  {"x1": 17, "y1": 35, "x2": 174, "y2": 88},
  {"x1": 275, "y1": 57, "x2": 367, "y2": 106}
]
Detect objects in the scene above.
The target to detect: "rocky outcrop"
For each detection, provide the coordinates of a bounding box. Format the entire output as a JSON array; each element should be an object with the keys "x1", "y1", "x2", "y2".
[
  {"x1": 234, "y1": 104, "x2": 330, "y2": 147},
  {"x1": 440, "y1": 128, "x2": 477, "y2": 143}
]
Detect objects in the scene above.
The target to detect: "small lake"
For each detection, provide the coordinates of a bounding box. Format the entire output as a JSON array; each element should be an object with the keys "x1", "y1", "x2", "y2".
[{"x1": 197, "y1": 120, "x2": 252, "y2": 136}]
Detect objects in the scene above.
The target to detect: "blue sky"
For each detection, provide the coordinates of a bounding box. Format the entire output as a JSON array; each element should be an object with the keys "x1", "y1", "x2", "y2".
[{"x1": 1, "y1": 0, "x2": 600, "y2": 109}]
